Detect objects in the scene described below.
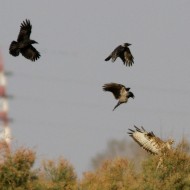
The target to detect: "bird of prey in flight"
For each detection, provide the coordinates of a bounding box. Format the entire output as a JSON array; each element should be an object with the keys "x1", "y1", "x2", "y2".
[{"x1": 128, "y1": 126, "x2": 174, "y2": 155}]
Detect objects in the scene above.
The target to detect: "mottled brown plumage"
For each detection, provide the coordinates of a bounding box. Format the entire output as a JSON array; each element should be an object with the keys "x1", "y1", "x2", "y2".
[
  {"x1": 9, "y1": 19, "x2": 40, "y2": 61},
  {"x1": 128, "y1": 126, "x2": 174, "y2": 155}
]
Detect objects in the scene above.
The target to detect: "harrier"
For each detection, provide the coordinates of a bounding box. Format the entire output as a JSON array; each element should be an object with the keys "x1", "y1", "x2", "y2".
[
  {"x1": 105, "y1": 43, "x2": 134, "y2": 66},
  {"x1": 103, "y1": 83, "x2": 134, "y2": 111},
  {"x1": 9, "y1": 19, "x2": 40, "y2": 61}
]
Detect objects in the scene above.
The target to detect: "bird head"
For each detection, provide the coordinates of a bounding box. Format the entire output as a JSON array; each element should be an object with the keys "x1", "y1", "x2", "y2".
[
  {"x1": 168, "y1": 139, "x2": 174, "y2": 145},
  {"x1": 123, "y1": 43, "x2": 131, "y2": 47},
  {"x1": 128, "y1": 91, "x2": 135, "y2": 99},
  {"x1": 165, "y1": 139, "x2": 174, "y2": 150}
]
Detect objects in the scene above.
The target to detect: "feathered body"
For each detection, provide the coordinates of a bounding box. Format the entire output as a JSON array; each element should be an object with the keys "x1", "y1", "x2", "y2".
[
  {"x1": 103, "y1": 83, "x2": 134, "y2": 111},
  {"x1": 105, "y1": 43, "x2": 134, "y2": 66},
  {"x1": 128, "y1": 126, "x2": 174, "y2": 155},
  {"x1": 9, "y1": 19, "x2": 40, "y2": 61}
]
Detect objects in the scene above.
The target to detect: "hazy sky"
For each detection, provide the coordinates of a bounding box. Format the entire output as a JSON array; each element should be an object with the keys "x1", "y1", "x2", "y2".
[{"x1": 0, "y1": 0, "x2": 190, "y2": 176}]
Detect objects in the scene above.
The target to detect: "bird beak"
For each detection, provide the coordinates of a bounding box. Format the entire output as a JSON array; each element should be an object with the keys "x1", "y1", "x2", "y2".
[
  {"x1": 33, "y1": 40, "x2": 38, "y2": 44},
  {"x1": 126, "y1": 88, "x2": 130, "y2": 91}
]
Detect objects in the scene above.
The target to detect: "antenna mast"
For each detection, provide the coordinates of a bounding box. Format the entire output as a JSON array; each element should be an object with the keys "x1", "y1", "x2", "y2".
[{"x1": 0, "y1": 53, "x2": 12, "y2": 155}]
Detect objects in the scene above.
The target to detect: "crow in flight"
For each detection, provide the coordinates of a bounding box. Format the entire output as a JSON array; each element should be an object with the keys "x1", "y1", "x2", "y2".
[
  {"x1": 105, "y1": 43, "x2": 134, "y2": 66},
  {"x1": 103, "y1": 83, "x2": 134, "y2": 111},
  {"x1": 9, "y1": 19, "x2": 40, "y2": 61}
]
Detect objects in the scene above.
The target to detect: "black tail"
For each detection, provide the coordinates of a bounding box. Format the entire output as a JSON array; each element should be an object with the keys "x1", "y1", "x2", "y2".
[
  {"x1": 105, "y1": 55, "x2": 111, "y2": 61},
  {"x1": 9, "y1": 41, "x2": 20, "y2": 56}
]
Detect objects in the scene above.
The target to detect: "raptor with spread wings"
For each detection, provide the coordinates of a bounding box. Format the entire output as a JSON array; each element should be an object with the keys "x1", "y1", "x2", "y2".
[{"x1": 128, "y1": 126, "x2": 174, "y2": 155}]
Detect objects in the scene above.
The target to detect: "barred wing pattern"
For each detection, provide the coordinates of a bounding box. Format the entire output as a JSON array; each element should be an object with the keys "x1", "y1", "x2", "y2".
[{"x1": 128, "y1": 126, "x2": 172, "y2": 155}]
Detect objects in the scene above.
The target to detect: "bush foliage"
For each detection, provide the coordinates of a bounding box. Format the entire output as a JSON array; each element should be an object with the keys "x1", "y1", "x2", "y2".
[{"x1": 0, "y1": 140, "x2": 190, "y2": 189}]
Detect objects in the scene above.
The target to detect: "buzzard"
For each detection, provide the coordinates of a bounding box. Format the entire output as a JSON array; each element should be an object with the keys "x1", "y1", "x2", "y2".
[
  {"x1": 9, "y1": 19, "x2": 40, "y2": 61},
  {"x1": 128, "y1": 126, "x2": 174, "y2": 155},
  {"x1": 105, "y1": 43, "x2": 134, "y2": 66},
  {"x1": 103, "y1": 83, "x2": 134, "y2": 111}
]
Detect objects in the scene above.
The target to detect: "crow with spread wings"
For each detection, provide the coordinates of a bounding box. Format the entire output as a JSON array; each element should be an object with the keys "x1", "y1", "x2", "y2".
[
  {"x1": 105, "y1": 43, "x2": 134, "y2": 67},
  {"x1": 9, "y1": 19, "x2": 40, "y2": 62},
  {"x1": 103, "y1": 83, "x2": 134, "y2": 111}
]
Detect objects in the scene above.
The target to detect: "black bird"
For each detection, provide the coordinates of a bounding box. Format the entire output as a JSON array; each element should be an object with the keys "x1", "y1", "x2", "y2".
[
  {"x1": 9, "y1": 19, "x2": 40, "y2": 61},
  {"x1": 103, "y1": 83, "x2": 134, "y2": 111},
  {"x1": 105, "y1": 43, "x2": 134, "y2": 66}
]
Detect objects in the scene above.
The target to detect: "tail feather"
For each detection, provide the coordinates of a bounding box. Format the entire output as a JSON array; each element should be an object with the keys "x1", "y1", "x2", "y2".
[
  {"x1": 9, "y1": 41, "x2": 20, "y2": 56},
  {"x1": 105, "y1": 55, "x2": 111, "y2": 61}
]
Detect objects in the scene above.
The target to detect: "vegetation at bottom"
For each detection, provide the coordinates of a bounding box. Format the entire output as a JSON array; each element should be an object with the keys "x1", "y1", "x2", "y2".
[{"x1": 0, "y1": 139, "x2": 190, "y2": 190}]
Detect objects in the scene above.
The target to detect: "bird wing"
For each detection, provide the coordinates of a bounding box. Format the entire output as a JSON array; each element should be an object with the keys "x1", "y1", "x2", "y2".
[
  {"x1": 109, "y1": 45, "x2": 125, "y2": 62},
  {"x1": 123, "y1": 48, "x2": 134, "y2": 66},
  {"x1": 17, "y1": 19, "x2": 32, "y2": 42},
  {"x1": 20, "y1": 45, "x2": 40, "y2": 61},
  {"x1": 128, "y1": 126, "x2": 163, "y2": 155},
  {"x1": 118, "y1": 53, "x2": 126, "y2": 64},
  {"x1": 103, "y1": 83, "x2": 125, "y2": 99}
]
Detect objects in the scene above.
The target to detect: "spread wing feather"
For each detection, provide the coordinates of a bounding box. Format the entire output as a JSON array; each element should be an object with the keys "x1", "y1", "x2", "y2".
[
  {"x1": 17, "y1": 19, "x2": 32, "y2": 42},
  {"x1": 123, "y1": 49, "x2": 134, "y2": 66},
  {"x1": 105, "y1": 45, "x2": 125, "y2": 62},
  {"x1": 20, "y1": 45, "x2": 40, "y2": 62},
  {"x1": 119, "y1": 48, "x2": 134, "y2": 66},
  {"x1": 128, "y1": 126, "x2": 164, "y2": 155},
  {"x1": 103, "y1": 83, "x2": 125, "y2": 99}
]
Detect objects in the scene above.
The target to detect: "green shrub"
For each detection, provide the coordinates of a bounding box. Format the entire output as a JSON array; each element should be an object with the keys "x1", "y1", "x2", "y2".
[{"x1": 0, "y1": 148, "x2": 36, "y2": 190}]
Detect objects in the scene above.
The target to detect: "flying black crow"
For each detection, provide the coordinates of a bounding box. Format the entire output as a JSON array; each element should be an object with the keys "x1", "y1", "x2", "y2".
[
  {"x1": 103, "y1": 83, "x2": 134, "y2": 111},
  {"x1": 105, "y1": 43, "x2": 134, "y2": 66},
  {"x1": 9, "y1": 19, "x2": 40, "y2": 61}
]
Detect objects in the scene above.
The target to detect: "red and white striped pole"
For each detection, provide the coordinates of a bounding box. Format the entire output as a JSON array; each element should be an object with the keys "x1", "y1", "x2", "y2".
[{"x1": 0, "y1": 53, "x2": 11, "y2": 152}]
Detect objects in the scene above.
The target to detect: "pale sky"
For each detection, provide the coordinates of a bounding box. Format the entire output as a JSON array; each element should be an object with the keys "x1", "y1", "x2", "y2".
[{"x1": 0, "y1": 0, "x2": 190, "y2": 176}]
